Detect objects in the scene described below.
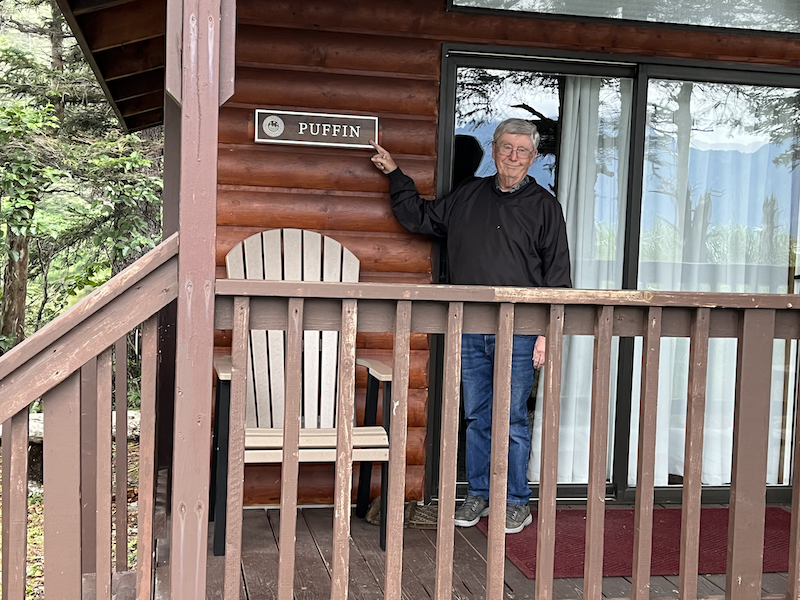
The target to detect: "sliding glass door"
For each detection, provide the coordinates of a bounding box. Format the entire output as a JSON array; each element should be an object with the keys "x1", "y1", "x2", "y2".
[
  {"x1": 630, "y1": 79, "x2": 800, "y2": 487},
  {"x1": 439, "y1": 50, "x2": 800, "y2": 500},
  {"x1": 451, "y1": 65, "x2": 633, "y2": 487}
]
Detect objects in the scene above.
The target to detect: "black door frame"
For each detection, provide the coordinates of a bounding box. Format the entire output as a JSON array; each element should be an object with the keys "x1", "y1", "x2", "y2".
[{"x1": 425, "y1": 42, "x2": 800, "y2": 506}]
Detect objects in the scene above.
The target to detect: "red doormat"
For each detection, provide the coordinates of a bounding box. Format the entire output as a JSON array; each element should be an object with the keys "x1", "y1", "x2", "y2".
[{"x1": 476, "y1": 507, "x2": 792, "y2": 578}]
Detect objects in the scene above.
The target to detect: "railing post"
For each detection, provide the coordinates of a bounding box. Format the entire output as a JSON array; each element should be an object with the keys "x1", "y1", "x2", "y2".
[
  {"x1": 43, "y1": 372, "x2": 82, "y2": 600},
  {"x1": 384, "y1": 300, "x2": 411, "y2": 600},
  {"x1": 2, "y1": 405, "x2": 29, "y2": 600},
  {"x1": 167, "y1": 0, "x2": 222, "y2": 592},
  {"x1": 632, "y1": 306, "x2": 662, "y2": 600},
  {"x1": 535, "y1": 303, "x2": 565, "y2": 600},
  {"x1": 727, "y1": 309, "x2": 775, "y2": 600}
]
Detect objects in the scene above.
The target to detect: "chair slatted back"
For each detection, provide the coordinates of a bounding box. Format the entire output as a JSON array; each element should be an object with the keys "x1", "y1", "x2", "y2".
[{"x1": 225, "y1": 229, "x2": 359, "y2": 429}]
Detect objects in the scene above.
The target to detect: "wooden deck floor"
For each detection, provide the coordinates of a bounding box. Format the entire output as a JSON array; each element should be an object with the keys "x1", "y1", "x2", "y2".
[{"x1": 202, "y1": 507, "x2": 790, "y2": 600}]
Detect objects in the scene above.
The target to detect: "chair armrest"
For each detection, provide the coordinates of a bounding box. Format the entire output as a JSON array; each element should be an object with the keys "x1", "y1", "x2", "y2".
[
  {"x1": 356, "y1": 358, "x2": 392, "y2": 382},
  {"x1": 214, "y1": 355, "x2": 232, "y2": 381}
]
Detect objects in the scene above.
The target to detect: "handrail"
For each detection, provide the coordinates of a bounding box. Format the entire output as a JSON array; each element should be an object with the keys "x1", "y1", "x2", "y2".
[
  {"x1": 215, "y1": 278, "x2": 800, "y2": 310},
  {"x1": 0, "y1": 233, "x2": 180, "y2": 421}
]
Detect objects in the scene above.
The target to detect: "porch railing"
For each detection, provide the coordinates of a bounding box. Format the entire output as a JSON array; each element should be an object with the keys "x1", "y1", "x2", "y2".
[
  {"x1": 0, "y1": 233, "x2": 178, "y2": 600},
  {"x1": 2, "y1": 240, "x2": 800, "y2": 599},
  {"x1": 214, "y1": 279, "x2": 800, "y2": 600}
]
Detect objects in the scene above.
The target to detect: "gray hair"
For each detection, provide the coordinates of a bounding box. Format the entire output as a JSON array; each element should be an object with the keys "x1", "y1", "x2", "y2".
[{"x1": 493, "y1": 118, "x2": 540, "y2": 150}]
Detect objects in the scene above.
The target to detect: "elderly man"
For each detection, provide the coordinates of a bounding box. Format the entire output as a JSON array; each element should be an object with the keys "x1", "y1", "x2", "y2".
[{"x1": 370, "y1": 118, "x2": 571, "y2": 534}]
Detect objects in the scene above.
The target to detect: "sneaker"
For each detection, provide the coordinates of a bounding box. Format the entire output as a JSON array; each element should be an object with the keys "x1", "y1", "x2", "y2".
[
  {"x1": 454, "y1": 495, "x2": 490, "y2": 527},
  {"x1": 505, "y1": 503, "x2": 532, "y2": 534}
]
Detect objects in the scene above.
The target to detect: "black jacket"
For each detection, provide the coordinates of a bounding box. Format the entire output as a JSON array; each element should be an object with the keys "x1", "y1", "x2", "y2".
[{"x1": 388, "y1": 168, "x2": 572, "y2": 288}]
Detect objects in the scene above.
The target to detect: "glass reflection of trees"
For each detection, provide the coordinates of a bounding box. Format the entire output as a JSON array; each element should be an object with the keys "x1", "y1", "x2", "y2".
[{"x1": 453, "y1": 0, "x2": 800, "y2": 35}]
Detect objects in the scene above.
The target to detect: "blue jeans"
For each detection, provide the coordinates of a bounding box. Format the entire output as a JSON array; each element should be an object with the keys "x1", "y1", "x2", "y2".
[{"x1": 461, "y1": 334, "x2": 537, "y2": 506}]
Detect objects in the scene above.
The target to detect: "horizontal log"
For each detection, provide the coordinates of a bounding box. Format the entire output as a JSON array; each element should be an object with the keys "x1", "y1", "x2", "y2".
[
  {"x1": 236, "y1": 24, "x2": 440, "y2": 78},
  {"x1": 219, "y1": 108, "x2": 437, "y2": 157},
  {"x1": 360, "y1": 270, "x2": 432, "y2": 284},
  {"x1": 217, "y1": 144, "x2": 436, "y2": 195},
  {"x1": 355, "y1": 387, "x2": 428, "y2": 429},
  {"x1": 216, "y1": 186, "x2": 405, "y2": 232},
  {"x1": 216, "y1": 227, "x2": 433, "y2": 274},
  {"x1": 243, "y1": 463, "x2": 425, "y2": 504},
  {"x1": 230, "y1": 67, "x2": 438, "y2": 117},
  {"x1": 78, "y1": 0, "x2": 165, "y2": 52},
  {"x1": 238, "y1": 0, "x2": 800, "y2": 67},
  {"x1": 356, "y1": 349, "x2": 428, "y2": 389}
]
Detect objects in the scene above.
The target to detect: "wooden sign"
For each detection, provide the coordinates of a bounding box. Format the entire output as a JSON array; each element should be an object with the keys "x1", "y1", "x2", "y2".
[{"x1": 254, "y1": 109, "x2": 378, "y2": 149}]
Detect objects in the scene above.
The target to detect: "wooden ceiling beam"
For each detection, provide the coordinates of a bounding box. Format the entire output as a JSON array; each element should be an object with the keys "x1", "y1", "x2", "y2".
[
  {"x1": 106, "y1": 69, "x2": 165, "y2": 102},
  {"x1": 95, "y1": 36, "x2": 165, "y2": 81},
  {"x1": 71, "y1": 0, "x2": 137, "y2": 16},
  {"x1": 124, "y1": 107, "x2": 164, "y2": 132},
  {"x1": 118, "y1": 90, "x2": 164, "y2": 117},
  {"x1": 77, "y1": 0, "x2": 166, "y2": 52}
]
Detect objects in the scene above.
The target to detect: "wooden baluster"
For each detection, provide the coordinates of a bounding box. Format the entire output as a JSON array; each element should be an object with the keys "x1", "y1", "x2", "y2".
[
  {"x1": 114, "y1": 336, "x2": 128, "y2": 572},
  {"x1": 330, "y1": 299, "x2": 358, "y2": 600},
  {"x1": 583, "y1": 306, "x2": 614, "y2": 598},
  {"x1": 81, "y1": 358, "x2": 98, "y2": 580},
  {"x1": 384, "y1": 300, "x2": 411, "y2": 600},
  {"x1": 277, "y1": 298, "x2": 304, "y2": 600},
  {"x1": 223, "y1": 297, "x2": 250, "y2": 600},
  {"x1": 486, "y1": 303, "x2": 514, "y2": 599},
  {"x1": 434, "y1": 302, "x2": 463, "y2": 600},
  {"x1": 43, "y1": 372, "x2": 82, "y2": 599},
  {"x1": 727, "y1": 309, "x2": 775, "y2": 600},
  {"x1": 632, "y1": 306, "x2": 662, "y2": 600},
  {"x1": 788, "y1": 331, "x2": 800, "y2": 600},
  {"x1": 2, "y1": 405, "x2": 29, "y2": 600},
  {"x1": 96, "y1": 348, "x2": 113, "y2": 600},
  {"x1": 136, "y1": 317, "x2": 158, "y2": 600},
  {"x1": 535, "y1": 304, "x2": 565, "y2": 600},
  {"x1": 679, "y1": 308, "x2": 710, "y2": 600}
]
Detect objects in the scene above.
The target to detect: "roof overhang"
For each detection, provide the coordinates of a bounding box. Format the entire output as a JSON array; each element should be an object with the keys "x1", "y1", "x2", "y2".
[{"x1": 56, "y1": 0, "x2": 167, "y2": 131}]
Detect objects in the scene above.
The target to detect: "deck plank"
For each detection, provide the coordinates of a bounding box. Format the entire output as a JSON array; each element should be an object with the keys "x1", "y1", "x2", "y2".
[
  {"x1": 664, "y1": 574, "x2": 725, "y2": 598},
  {"x1": 302, "y1": 508, "x2": 384, "y2": 600},
  {"x1": 453, "y1": 526, "x2": 522, "y2": 599},
  {"x1": 269, "y1": 508, "x2": 332, "y2": 599},
  {"x1": 412, "y1": 527, "x2": 474, "y2": 600},
  {"x1": 240, "y1": 509, "x2": 279, "y2": 600},
  {"x1": 602, "y1": 577, "x2": 632, "y2": 598},
  {"x1": 761, "y1": 573, "x2": 788, "y2": 596},
  {"x1": 348, "y1": 512, "x2": 430, "y2": 600}
]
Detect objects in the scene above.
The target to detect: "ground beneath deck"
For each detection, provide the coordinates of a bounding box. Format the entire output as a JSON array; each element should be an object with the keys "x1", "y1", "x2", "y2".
[{"x1": 201, "y1": 507, "x2": 789, "y2": 600}]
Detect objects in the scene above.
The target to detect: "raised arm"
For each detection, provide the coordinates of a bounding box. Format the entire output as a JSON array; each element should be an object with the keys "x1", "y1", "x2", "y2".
[{"x1": 369, "y1": 140, "x2": 450, "y2": 237}]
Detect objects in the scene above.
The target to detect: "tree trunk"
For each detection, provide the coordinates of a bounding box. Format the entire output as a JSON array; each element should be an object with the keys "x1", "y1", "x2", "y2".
[{"x1": 1, "y1": 227, "x2": 32, "y2": 351}]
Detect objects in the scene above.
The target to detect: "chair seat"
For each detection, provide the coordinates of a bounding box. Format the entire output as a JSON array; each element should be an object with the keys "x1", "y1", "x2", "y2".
[{"x1": 244, "y1": 426, "x2": 389, "y2": 463}]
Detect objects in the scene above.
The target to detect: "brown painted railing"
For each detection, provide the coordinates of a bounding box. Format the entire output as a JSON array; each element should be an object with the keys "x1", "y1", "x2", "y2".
[
  {"x1": 0, "y1": 233, "x2": 178, "y2": 600},
  {"x1": 214, "y1": 279, "x2": 800, "y2": 600},
  {"x1": 3, "y1": 244, "x2": 800, "y2": 600}
]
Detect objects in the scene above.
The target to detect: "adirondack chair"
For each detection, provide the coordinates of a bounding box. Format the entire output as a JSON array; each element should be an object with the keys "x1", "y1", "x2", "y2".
[{"x1": 210, "y1": 229, "x2": 393, "y2": 555}]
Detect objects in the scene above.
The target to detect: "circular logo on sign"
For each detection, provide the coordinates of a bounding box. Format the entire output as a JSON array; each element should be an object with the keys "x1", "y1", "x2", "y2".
[{"x1": 262, "y1": 115, "x2": 285, "y2": 138}]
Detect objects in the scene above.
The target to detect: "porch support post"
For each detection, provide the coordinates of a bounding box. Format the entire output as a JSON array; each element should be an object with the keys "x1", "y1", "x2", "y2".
[
  {"x1": 726, "y1": 309, "x2": 775, "y2": 600},
  {"x1": 166, "y1": 0, "x2": 222, "y2": 596}
]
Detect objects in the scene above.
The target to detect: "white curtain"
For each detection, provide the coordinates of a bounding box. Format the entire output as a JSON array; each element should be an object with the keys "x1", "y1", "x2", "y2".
[
  {"x1": 528, "y1": 76, "x2": 633, "y2": 483},
  {"x1": 628, "y1": 80, "x2": 800, "y2": 486}
]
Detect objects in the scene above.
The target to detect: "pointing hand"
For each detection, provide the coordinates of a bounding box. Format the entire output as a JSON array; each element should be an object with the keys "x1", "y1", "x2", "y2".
[{"x1": 370, "y1": 141, "x2": 398, "y2": 174}]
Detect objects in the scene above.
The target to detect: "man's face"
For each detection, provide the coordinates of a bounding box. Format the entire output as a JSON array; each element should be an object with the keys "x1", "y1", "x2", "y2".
[{"x1": 492, "y1": 133, "x2": 537, "y2": 186}]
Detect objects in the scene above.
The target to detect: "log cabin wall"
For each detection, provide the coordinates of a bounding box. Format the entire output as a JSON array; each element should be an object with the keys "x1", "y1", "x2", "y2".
[{"x1": 215, "y1": 0, "x2": 800, "y2": 505}]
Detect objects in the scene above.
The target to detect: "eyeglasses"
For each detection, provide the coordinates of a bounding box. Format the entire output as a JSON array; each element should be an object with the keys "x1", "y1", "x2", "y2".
[{"x1": 495, "y1": 143, "x2": 534, "y2": 159}]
